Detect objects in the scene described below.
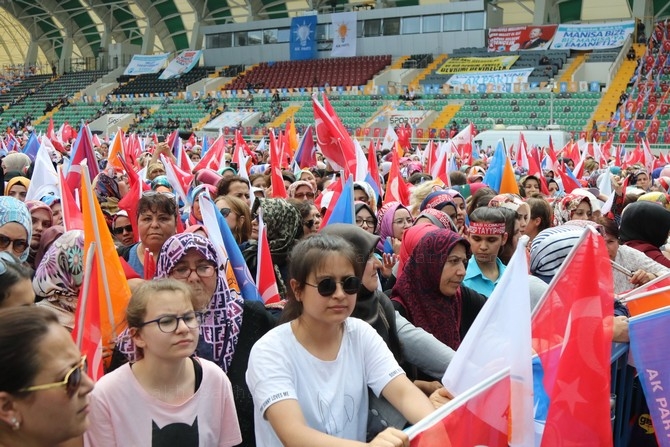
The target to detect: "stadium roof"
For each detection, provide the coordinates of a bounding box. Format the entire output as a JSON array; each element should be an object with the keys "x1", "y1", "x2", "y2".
[{"x1": 0, "y1": 0, "x2": 666, "y2": 71}]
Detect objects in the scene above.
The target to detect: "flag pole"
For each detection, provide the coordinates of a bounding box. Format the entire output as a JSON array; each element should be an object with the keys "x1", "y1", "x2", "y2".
[{"x1": 75, "y1": 243, "x2": 96, "y2": 349}]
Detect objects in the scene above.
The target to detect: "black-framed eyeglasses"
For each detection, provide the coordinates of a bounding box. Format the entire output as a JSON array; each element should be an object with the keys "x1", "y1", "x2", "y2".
[
  {"x1": 356, "y1": 217, "x2": 375, "y2": 227},
  {"x1": 304, "y1": 276, "x2": 361, "y2": 296},
  {"x1": 220, "y1": 208, "x2": 232, "y2": 218},
  {"x1": 171, "y1": 264, "x2": 216, "y2": 279},
  {"x1": 19, "y1": 355, "x2": 87, "y2": 398},
  {"x1": 0, "y1": 234, "x2": 29, "y2": 253},
  {"x1": 140, "y1": 311, "x2": 203, "y2": 333},
  {"x1": 113, "y1": 225, "x2": 133, "y2": 235}
]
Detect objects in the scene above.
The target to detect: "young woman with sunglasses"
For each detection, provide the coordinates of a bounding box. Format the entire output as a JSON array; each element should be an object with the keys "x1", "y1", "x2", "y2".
[
  {"x1": 247, "y1": 235, "x2": 435, "y2": 447},
  {"x1": 215, "y1": 195, "x2": 251, "y2": 245},
  {"x1": 111, "y1": 211, "x2": 135, "y2": 248},
  {"x1": 0, "y1": 196, "x2": 32, "y2": 263},
  {"x1": 0, "y1": 306, "x2": 94, "y2": 447},
  {"x1": 86, "y1": 279, "x2": 242, "y2": 447}
]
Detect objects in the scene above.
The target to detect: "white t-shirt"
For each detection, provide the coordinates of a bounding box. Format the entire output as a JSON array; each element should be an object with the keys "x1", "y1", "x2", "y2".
[
  {"x1": 84, "y1": 358, "x2": 241, "y2": 447},
  {"x1": 246, "y1": 317, "x2": 404, "y2": 447}
]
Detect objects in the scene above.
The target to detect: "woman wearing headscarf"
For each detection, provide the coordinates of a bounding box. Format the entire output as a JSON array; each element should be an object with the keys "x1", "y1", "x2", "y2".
[
  {"x1": 24, "y1": 200, "x2": 53, "y2": 268},
  {"x1": 4, "y1": 176, "x2": 30, "y2": 201},
  {"x1": 355, "y1": 202, "x2": 377, "y2": 234},
  {"x1": 33, "y1": 224, "x2": 64, "y2": 269},
  {"x1": 376, "y1": 201, "x2": 413, "y2": 255},
  {"x1": 619, "y1": 201, "x2": 670, "y2": 268},
  {"x1": 0, "y1": 196, "x2": 32, "y2": 263},
  {"x1": 391, "y1": 229, "x2": 486, "y2": 350},
  {"x1": 94, "y1": 172, "x2": 122, "y2": 215},
  {"x1": 552, "y1": 193, "x2": 593, "y2": 226},
  {"x1": 242, "y1": 198, "x2": 302, "y2": 300},
  {"x1": 353, "y1": 181, "x2": 378, "y2": 211},
  {"x1": 33, "y1": 230, "x2": 85, "y2": 331},
  {"x1": 114, "y1": 233, "x2": 275, "y2": 447}
]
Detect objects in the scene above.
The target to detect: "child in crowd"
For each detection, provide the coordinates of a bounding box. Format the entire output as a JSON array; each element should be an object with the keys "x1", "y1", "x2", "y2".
[{"x1": 463, "y1": 207, "x2": 508, "y2": 297}]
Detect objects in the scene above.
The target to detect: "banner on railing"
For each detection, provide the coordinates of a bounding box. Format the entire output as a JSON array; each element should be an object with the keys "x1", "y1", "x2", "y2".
[
  {"x1": 290, "y1": 15, "x2": 317, "y2": 60},
  {"x1": 446, "y1": 67, "x2": 534, "y2": 87},
  {"x1": 551, "y1": 21, "x2": 635, "y2": 50},
  {"x1": 159, "y1": 50, "x2": 202, "y2": 80},
  {"x1": 437, "y1": 56, "x2": 519, "y2": 74},
  {"x1": 331, "y1": 12, "x2": 357, "y2": 57},
  {"x1": 488, "y1": 25, "x2": 558, "y2": 52},
  {"x1": 123, "y1": 53, "x2": 169, "y2": 76}
]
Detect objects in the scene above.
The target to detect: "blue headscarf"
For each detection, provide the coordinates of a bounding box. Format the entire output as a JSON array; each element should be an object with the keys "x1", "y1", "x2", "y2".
[{"x1": 0, "y1": 196, "x2": 32, "y2": 262}]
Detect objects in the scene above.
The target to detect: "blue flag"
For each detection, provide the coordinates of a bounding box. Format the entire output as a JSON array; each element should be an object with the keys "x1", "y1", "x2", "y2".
[
  {"x1": 482, "y1": 140, "x2": 505, "y2": 192},
  {"x1": 22, "y1": 133, "x2": 40, "y2": 161},
  {"x1": 324, "y1": 175, "x2": 355, "y2": 226}
]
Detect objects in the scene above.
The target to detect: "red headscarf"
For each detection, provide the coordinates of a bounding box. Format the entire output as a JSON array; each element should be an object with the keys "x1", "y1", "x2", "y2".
[
  {"x1": 397, "y1": 222, "x2": 438, "y2": 276},
  {"x1": 391, "y1": 229, "x2": 470, "y2": 349}
]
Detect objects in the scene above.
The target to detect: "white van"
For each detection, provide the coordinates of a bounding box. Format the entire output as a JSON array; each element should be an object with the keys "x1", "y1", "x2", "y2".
[{"x1": 473, "y1": 127, "x2": 572, "y2": 151}]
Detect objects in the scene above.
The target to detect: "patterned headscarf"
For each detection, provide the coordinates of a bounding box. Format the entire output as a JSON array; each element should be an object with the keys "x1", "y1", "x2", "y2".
[
  {"x1": 552, "y1": 194, "x2": 591, "y2": 226},
  {"x1": 0, "y1": 196, "x2": 32, "y2": 262},
  {"x1": 420, "y1": 191, "x2": 456, "y2": 212},
  {"x1": 33, "y1": 230, "x2": 85, "y2": 330},
  {"x1": 156, "y1": 233, "x2": 244, "y2": 372},
  {"x1": 638, "y1": 191, "x2": 670, "y2": 210},
  {"x1": 391, "y1": 229, "x2": 471, "y2": 349},
  {"x1": 376, "y1": 201, "x2": 411, "y2": 252},
  {"x1": 287, "y1": 181, "x2": 315, "y2": 199},
  {"x1": 415, "y1": 208, "x2": 457, "y2": 231},
  {"x1": 397, "y1": 222, "x2": 439, "y2": 276},
  {"x1": 529, "y1": 225, "x2": 584, "y2": 283},
  {"x1": 95, "y1": 172, "x2": 121, "y2": 201}
]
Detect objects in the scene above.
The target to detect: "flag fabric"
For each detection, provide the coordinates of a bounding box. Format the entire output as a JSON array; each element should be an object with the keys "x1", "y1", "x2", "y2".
[
  {"x1": 160, "y1": 154, "x2": 193, "y2": 206},
  {"x1": 381, "y1": 124, "x2": 399, "y2": 153},
  {"x1": 322, "y1": 175, "x2": 355, "y2": 227},
  {"x1": 353, "y1": 139, "x2": 369, "y2": 182},
  {"x1": 46, "y1": 116, "x2": 65, "y2": 153},
  {"x1": 193, "y1": 134, "x2": 225, "y2": 172},
  {"x1": 107, "y1": 129, "x2": 125, "y2": 172},
  {"x1": 366, "y1": 139, "x2": 382, "y2": 195},
  {"x1": 628, "y1": 306, "x2": 670, "y2": 446},
  {"x1": 621, "y1": 279, "x2": 670, "y2": 317},
  {"x1": 66, "y1": 124, "x2": 100, "y2": 190},
  {"x1": 58, "y1": 166, "x2": 84, "y2": 231},
  {"x1": 483, "y1": 140, "x2": 506, "y2": 192},
  {"x1": 452, "y1": 123, "x2": 474, "y2": 165},
  {"x1": 408, "y1": 368, "x2": 511, "y2": 447},
  {"x1": 499, "y1": 154, "x2": 520, "y2": 195},
  {"x1": 555, "y1": 165, "x2": 581, "y2": 194},
  {"x1": 198, "y1": 193, "x2": 263, "y2": 302},
  {"x1": 269, "y1": 130, "x2": 288, "y2": 199},
  {"x1": 312, "y1": 93, "x2": 357, "y2": 176},
  {"x1": 531, "y1": 227, "x2": 614, "y2": 446},
  {"x1": 383, "y1": 148, "x2": 410, "y2": 206},
  {"x1": 294, "y1": 125, "x2": 316, "y2": 169},
  {"x1": 442, "y1": 237, "x2": 534, "y2": 446},
  {"x1": 80, "y1": 165, "x2": 132, "y2": 368},
  {"x1": 256, "y1": 209, "x2": 281, "y2": 305},
  {"x1": 22, "y1": 132, "x2": 40, "y2": 161},
  {"x1": 25, "y1": 138, "x2": 59, "y2": 201},
  {"x1": 72, "y1": 244, "x2": 104, "y2": 381},
  {"x1": 117, "y1": 156, "x2": 151, "y2": 241}
]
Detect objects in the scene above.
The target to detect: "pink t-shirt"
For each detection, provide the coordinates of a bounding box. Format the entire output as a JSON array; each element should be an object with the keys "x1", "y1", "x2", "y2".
[{"x1": 85, "y1": 358, "x2": 241, "y2": 447}]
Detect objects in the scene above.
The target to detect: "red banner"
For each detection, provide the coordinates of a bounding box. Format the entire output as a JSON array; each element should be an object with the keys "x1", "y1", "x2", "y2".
[{"x1": 488, "y1": 25, "x2": 557, "y2": 52}]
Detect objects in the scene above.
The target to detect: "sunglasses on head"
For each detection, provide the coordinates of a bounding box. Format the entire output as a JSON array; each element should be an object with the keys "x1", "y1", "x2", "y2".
[
  {"x1": 19, "y1": 355, "x2": 87, "y2": 398},
  {"x1": 0, "y1": 234, "x2": 29, "y2": 253},
  {"x1": 113, "y1": 225, "x2": 133, "y2": 235},
  {"x1": 142, "y1": 191, "x2": 176, "y2": 200},
  {"x1": 304, "y1": 276, "x2": 361, "y2": 296}
]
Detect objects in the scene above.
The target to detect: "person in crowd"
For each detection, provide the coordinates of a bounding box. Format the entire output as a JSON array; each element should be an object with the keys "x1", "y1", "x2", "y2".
[
  {"x1": 215, "y1": 195, "x2": 252, "y2": 245},
  {"x1": 247, "y1": 235, "x2": 436, "y2": 447},
  {"x1": 444, "y1": 188, "x2": 469, "y2": 233},
  {"x1": 596, "y1": 216, "x2": 668, "y2": 294},
  {"x1": 391, "y1": 229, "x2": 486, "y2": 349},
  {"x1": 463, "y1": 207, "x2": 508, "y2": 298},
  {"x1": 0, "y1": 306, "x2": 94, "y2": 446},
  {"x1": 353, "y1": 181, "x2": 378, "y2": 211},
  {"x1": 287, "y1": 181, "x2": 316, "y2": 202},
  {"x1": 4, "y1": 176, "x2": 30, "y2": 202},
  {"x1": 118, "y1": 192, "x2": 178, "y2": 278},
  {"x1": 0, "y1": 196, "x2": 32, "y2": 263},
  {"x1": 33, "y1": 230, "x2": 84, "y2": 331},
  {"x1": 186, "y1": 184, "x2": 218, "y2": 227},
  {"x1": 632, "y1": 168, "x2": 651, "y2": 192},
  {"x1": 619, "y1": 200, "x2": 670, "y2": 268},
  {"x1": 111, "y1": 211, "x2": 135, "y2": 247},
  {"x1": 376, "y1": 202, "x2": 413, "y2": 256},
  {"x1": 0, "y1": 252, "x2": 34, "y2": 308},
  {"x1": 85, "y1": 279, "x2": 242, "y2": 447},
  {"x1": 547, "y1": 178, "x2": 561, "y2": 197},
  {"x1": 525, "y1": 197, "x2": 553, "y2": 242},
  {"x1": 33, "y1": 225, "x2": 64, "y2": 270},
  {"x1": 25, "y1": 200, "x2": 53, "y2": 267},
  {"x1": 217, "y1": 175, "x2": 252, "y2": 207},
  {"x1": 41, "y1": 195, "x2": 63, "y2": 227},
  {"x1": 521, "y1": 175, "x2": 542, "y2": 197},
  {"x1": 288, "y1": 199, "x2": 321, "y2": 238},
  {"x1": 151, "y1": 175, "x2": 175, "y2": 194},
  {"x1": 420, "y1": 191, "x2": 459, "y2": 225},
  {"x1": 296, "y1": 170, "x2": 319, "y2": 197},
  {"x1": 242, "y1": 198, "x2": 302, "y2": 301},
  {"x1": 355, "y1": 202, "x2": 377, "y2": 235},
  {"x1": 413, "y1": 209, "x2": 457, "y2": 231},
  {"x1": 552, "y1": 193, "x2": 593, "y2": 225}
]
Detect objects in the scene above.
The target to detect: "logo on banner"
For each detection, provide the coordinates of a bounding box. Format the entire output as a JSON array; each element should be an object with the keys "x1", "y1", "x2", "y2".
[{"x1": 294, "y1": 21, "x2": 313, "y2": 46}]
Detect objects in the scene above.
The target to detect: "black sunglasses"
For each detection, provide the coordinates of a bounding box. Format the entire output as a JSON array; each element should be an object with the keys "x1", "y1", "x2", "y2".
[
  {"x1": 113, "y1": 225, "x2": 133, "y2": 235},
  {"x1": 220, "y1": 208, "x2": 232, "y2": 218},
  {"x1": 0, "y1": 234, "x2": 29, "y2": 253},
  {"x1": 304, "y1": 276, "x2": 361, "y2": 296}
]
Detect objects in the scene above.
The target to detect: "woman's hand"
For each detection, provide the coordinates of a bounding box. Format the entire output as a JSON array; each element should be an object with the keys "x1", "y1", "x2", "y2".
[
  {"x1": 380, "y1": 253, "x2": 398, "y2": 278},
  {"x1": 629, "y1": 269, "x2": 655, "y2": 286},
  {"x1": 367, "y1": 427, "x2": 409, "y2": 447},
  {"x1": 391, "y1": 237, "x2": 402, "y2": 255},
  {"x1": 429, "y1": 387, "x2": 453, "y2": 409},
  {"x1": 413, "y1": 380, "x2": 442, "y2": 396}
]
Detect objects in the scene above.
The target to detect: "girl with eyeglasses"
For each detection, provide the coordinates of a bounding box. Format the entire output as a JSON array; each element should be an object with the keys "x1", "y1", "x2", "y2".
[
  {"x1": 0, "y1": 196, "x2": 32, "y2": 263},
  {"x1": 0, "y1": 306, "x2": 94, "y2": 446},
  {"x1": 86, "y1": 279, "x2": 242, "y2": 447},
  {"x1": 247, "y1": 235, "x2": 435, "y2": 447}
]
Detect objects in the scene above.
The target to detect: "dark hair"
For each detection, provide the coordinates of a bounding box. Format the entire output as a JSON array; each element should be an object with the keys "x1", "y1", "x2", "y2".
[
  {"x1": 408, "y1": 173, "x2": 433, "y2": 185},
  {"x1": 0, "y1": 307, "x2": 59, "y2": 393},
  {"x1": 137, "y1": 193, "x2": 178, "y2": 220},
  {"x1": 216, "y1": 175, "x2": 250, "y2": 197},
  {"x1": 595, "y1": 216, "x2": 619, "y2": 239},
  {"x1": 497, "y1": 206, "x2": 518, "y2": 265},
  {"x1": 280, "y1": 235, "x2": 360, "y2": 323},
  {"x1": 449, "y1": 170, "x2": 467, "y2": 186},
  {"x1": 0, "y1": 253, "x2": 33, "y2": 306},
  {"x1": 287, "y1": 198, "x2": 313, "y2": 220},
  {"x1": 466, "y1": 187, "x2": 497, "y2": 216},
  {"x1": 248, "y1": 173, "x2": 268, "y2": 188},
  {"x1": 527, "y1": 197, "x2": 553, "y2": 233},
  {"x1": 469, "y1": 206, "x2": 506, "y2": 225}
]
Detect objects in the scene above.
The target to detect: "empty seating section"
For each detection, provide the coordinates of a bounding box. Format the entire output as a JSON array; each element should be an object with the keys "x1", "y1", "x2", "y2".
[
  {"x1": 227, "y1": 56, "x2": 392, "y2": 90},
  {"x1": 0, "y1": 74, "x2": 52, "y2": 106},
  {"x1": 113, "y1": 67, "x2": 215, "y2": 96},
  {"x1": 402, "y1": 54, "x2": 434, "y2": 69}
]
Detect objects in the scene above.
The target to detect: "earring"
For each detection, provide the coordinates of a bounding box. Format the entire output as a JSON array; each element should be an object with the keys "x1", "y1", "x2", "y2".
[{"x1": 11, "y1": 417, "x2": 20, "y2": 431}]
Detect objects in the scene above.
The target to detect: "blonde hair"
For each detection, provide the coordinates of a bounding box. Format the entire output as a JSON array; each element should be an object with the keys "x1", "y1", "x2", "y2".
[
  {"x1": 410, "y1": 180, "x2": 443, "y2": 217},
  {"x1": 215, "y1": 195, "x2": 252, "y2": 243},
  {"x1": 126, "y1": 279, "x2": 194, "y2": 330}
]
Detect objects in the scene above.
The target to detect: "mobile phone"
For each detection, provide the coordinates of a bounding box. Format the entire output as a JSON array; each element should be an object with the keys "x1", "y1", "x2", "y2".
[{"x1": 157, "y1": 135, "x2": 166, "y2": 143}]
